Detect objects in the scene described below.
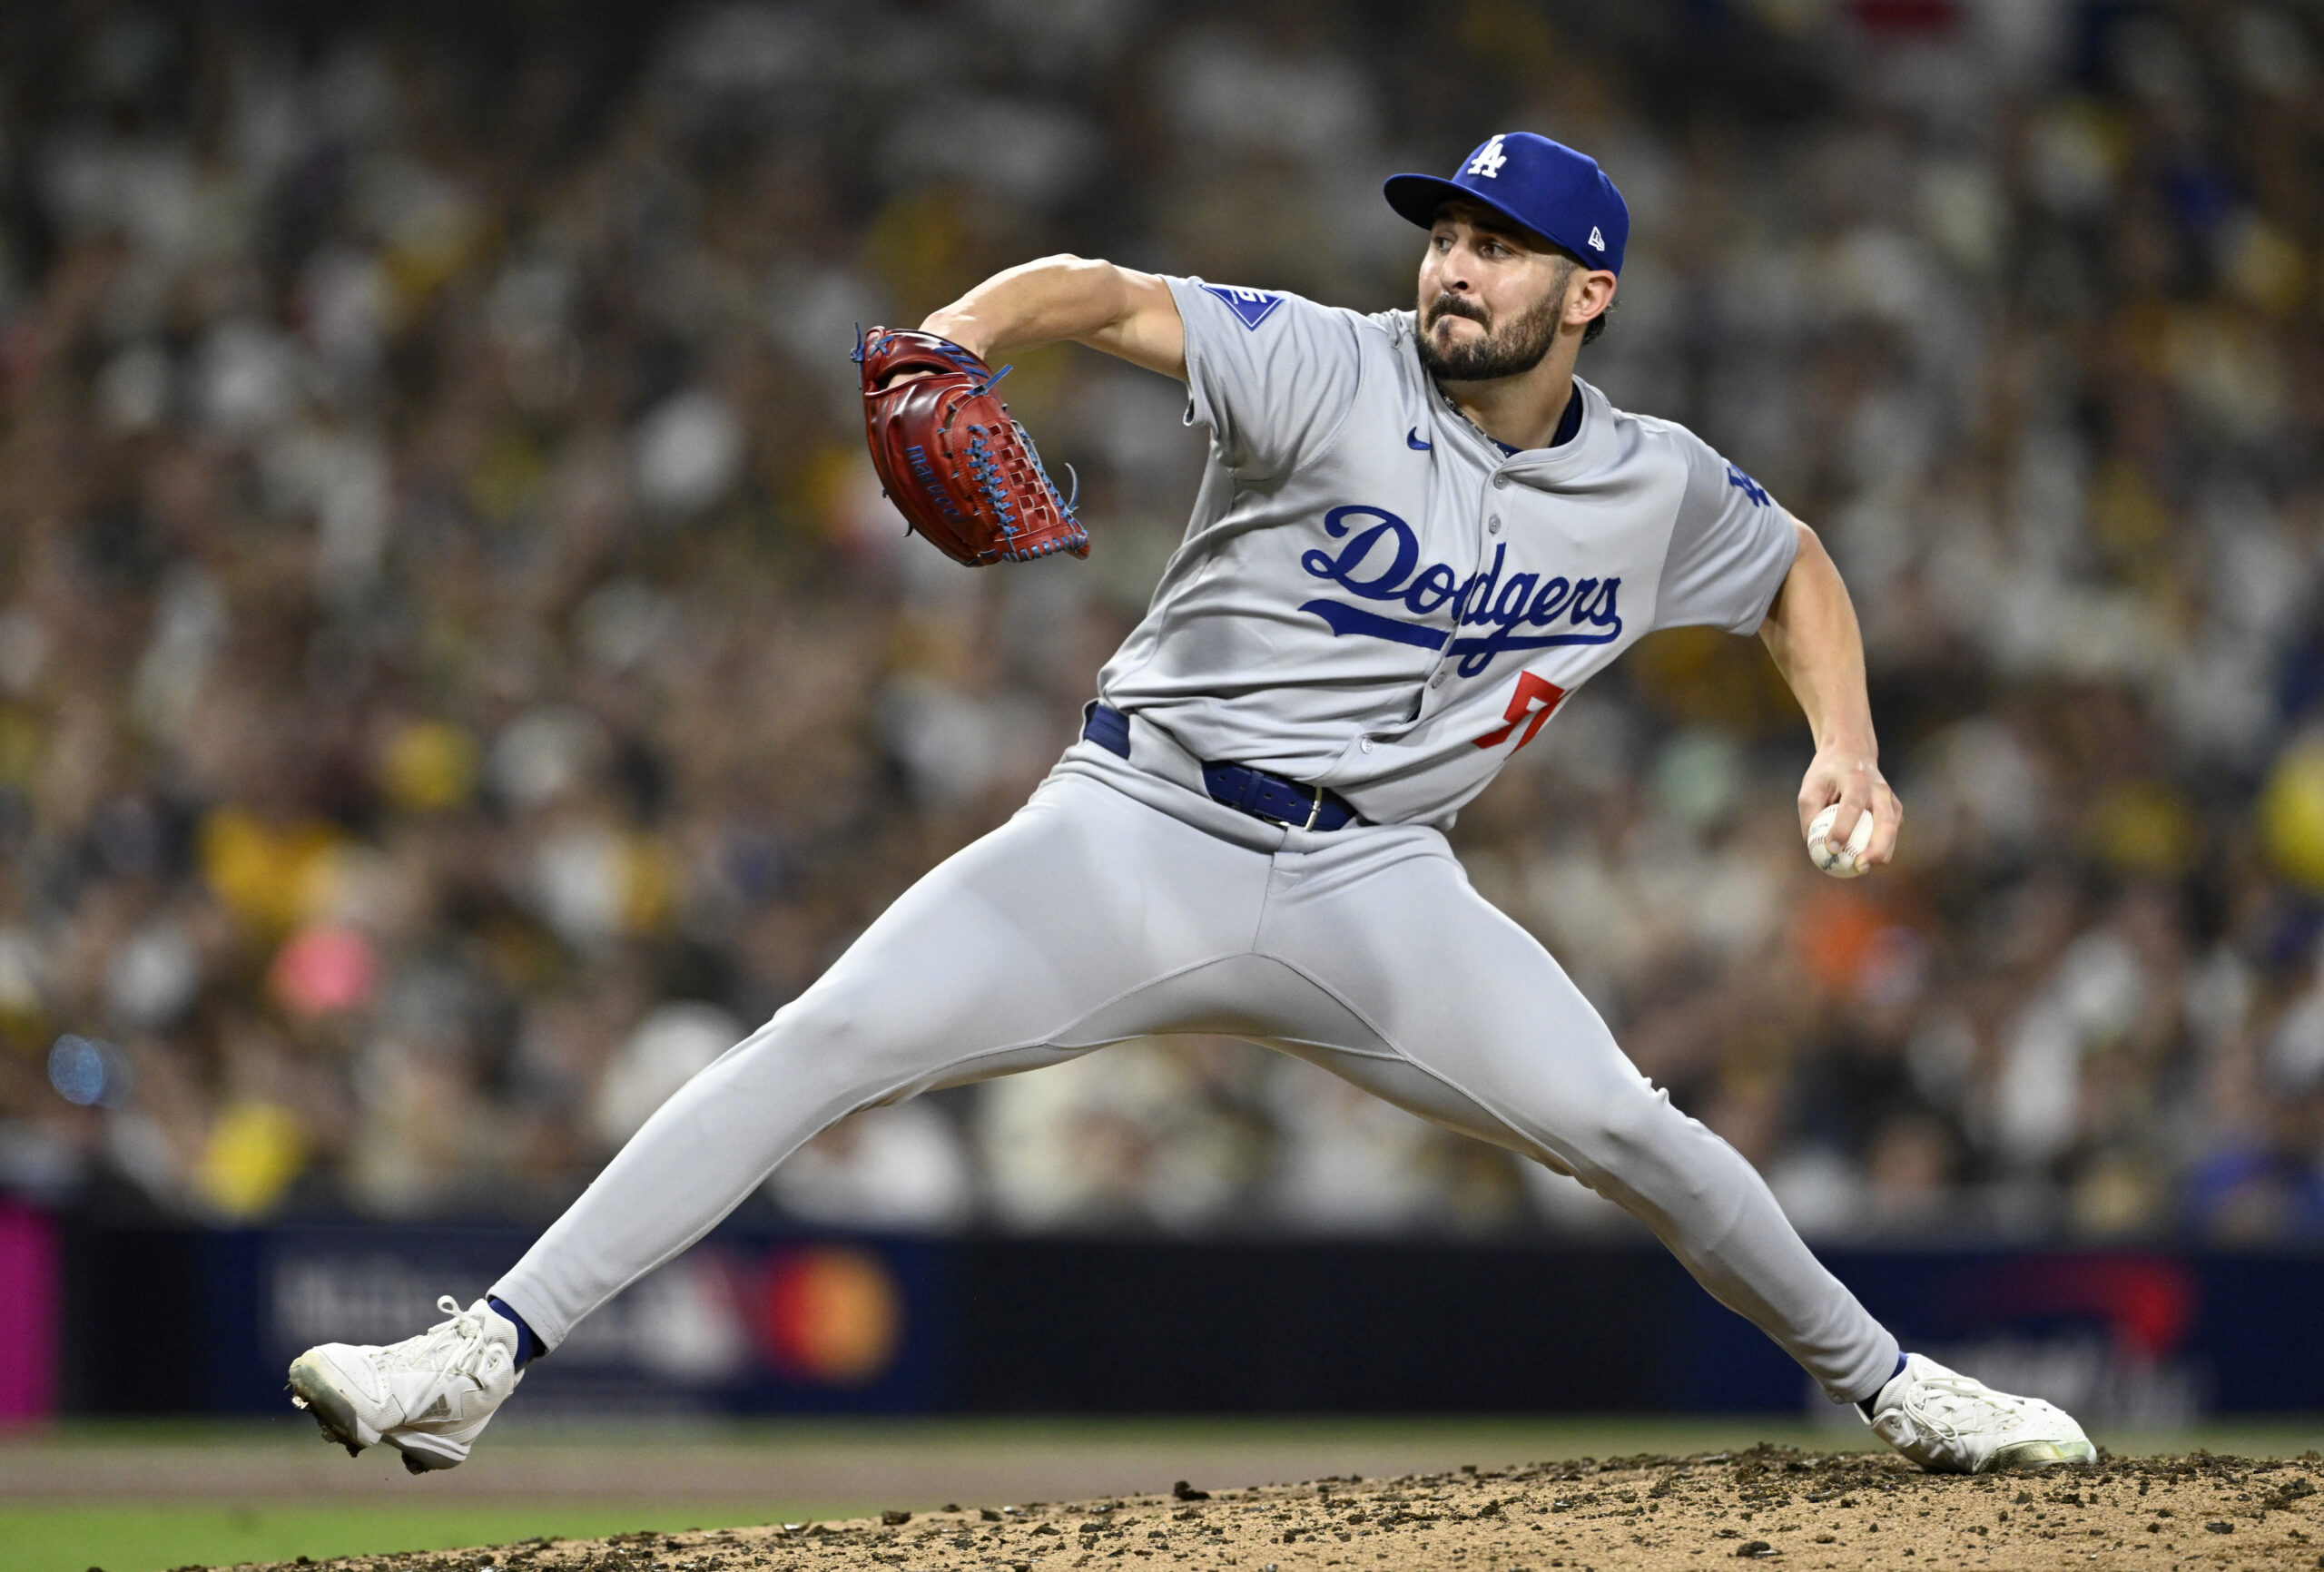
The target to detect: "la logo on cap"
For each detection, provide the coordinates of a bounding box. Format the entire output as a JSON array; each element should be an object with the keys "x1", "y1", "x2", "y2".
[{"x1": 1464, "y1": 134, "x2": 1508, "y2": 179}]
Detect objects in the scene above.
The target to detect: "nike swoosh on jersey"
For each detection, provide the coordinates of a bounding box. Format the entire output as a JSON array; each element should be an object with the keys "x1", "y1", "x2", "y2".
[{"x1": 1406, "y1": 427, "x2": 1432, "y2": 450}]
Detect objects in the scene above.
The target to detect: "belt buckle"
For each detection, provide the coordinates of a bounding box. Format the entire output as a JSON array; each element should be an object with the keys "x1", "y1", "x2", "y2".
[{"x1": 1302, "y1": 784, "x2": 1325, "y2": 831}]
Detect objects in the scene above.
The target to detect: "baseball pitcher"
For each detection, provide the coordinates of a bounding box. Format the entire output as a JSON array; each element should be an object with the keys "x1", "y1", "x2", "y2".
[{"x1": 290, "y1": 133, "x2": 2093, "y2": 1476}]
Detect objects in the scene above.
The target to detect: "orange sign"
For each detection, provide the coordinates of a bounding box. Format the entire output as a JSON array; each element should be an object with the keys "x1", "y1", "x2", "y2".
[{"x1": 755, "y1": 1246, "x2": 904, "y2": 1386}]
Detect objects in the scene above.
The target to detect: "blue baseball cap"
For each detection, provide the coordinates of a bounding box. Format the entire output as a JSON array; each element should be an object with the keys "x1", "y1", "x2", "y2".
[{"x1": 1384, "y1": 133, "x2": 1629, "y2": 275}]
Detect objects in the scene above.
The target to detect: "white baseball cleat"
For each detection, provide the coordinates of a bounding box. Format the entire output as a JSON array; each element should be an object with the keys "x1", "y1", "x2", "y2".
[
  {"x1": 1864, "y1": 1352, "x2": 2095, "y2": 1473},
  {"x1": 287, "y1": 1296, "x2": 524, "y2": 1474}
]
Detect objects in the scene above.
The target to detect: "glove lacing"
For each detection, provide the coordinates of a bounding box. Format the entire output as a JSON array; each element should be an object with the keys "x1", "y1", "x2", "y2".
[
  {"x1": 1896, "y1": 1371, "x2": 2026, "y2": 1441},
  {"x1": 369, "y1": 1295, "x2": 497, "y2": 1380}
]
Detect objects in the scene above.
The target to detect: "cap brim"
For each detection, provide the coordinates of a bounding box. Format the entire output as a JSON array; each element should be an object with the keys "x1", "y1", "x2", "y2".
[
  {"x1": 1381, "y1": 173, "x2": 1571, "y2": 258},
  {"x1": 1381, "y1": 172, "x2": 1528, "y2": 234}
]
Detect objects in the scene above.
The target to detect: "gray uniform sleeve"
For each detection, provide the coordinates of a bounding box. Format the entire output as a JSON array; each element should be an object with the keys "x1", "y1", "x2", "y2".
[
  {"x1": 1654, "y1": 427, "x2": 1800, "y2": 634},
  {"x1": 1166, "y1": 276, "x2": 1364, "y2": 480}
]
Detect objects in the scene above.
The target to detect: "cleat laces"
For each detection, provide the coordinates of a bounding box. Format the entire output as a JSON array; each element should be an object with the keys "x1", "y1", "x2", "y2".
[
  {"x1": 370, "y1": 1296, "x2": 497, "y2": 1384},
  {"x1": 1897, "y1": 1371, "x2": 2025, "y2": 1442}
]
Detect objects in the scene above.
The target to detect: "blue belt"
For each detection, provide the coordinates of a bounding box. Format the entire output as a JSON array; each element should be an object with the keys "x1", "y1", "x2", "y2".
[{"x1": 1081, "y1": 703, "x2": 1363, "y2": 832}]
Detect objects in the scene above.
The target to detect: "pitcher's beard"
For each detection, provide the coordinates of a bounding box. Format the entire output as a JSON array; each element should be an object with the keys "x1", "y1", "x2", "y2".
[{"x1": 1416, "y1": 290, "x2": 1563, "y2": 382}]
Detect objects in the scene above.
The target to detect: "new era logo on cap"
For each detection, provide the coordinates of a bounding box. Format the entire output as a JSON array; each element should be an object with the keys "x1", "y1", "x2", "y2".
[{"x1": 1589, "y1": 226, "x2": 1605, "y2": 251}]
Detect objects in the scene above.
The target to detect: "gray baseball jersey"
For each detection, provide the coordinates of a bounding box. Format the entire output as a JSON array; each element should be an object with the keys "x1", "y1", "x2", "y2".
[{"x1": 1098, "y1": 277, "x2": 1797, "y2": 826}]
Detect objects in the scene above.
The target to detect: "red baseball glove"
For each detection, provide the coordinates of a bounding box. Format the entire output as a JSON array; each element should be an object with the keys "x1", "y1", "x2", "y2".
[{"x1": 854, "y1": 327, "x2": 1088, "y2": 566}]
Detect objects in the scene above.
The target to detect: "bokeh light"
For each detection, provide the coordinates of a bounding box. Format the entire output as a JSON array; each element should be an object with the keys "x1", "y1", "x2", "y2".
[{"x1": 47, "y1": 1037, "x2": 125, "y2": 1109}]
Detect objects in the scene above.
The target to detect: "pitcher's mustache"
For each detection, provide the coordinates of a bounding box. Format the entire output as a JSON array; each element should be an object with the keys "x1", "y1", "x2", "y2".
[{"x1": 1426, "y1": 294, "x2": 1489, "y2": 328}]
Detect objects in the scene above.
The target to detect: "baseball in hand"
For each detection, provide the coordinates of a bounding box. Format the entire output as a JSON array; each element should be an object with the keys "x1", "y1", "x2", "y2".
[{"x1": 1807, "y1": 801, "x2": 1876, "y2": 879}]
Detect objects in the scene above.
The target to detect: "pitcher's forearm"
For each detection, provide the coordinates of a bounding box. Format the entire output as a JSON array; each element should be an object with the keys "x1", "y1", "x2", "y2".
[
  {"x1": 1759, "y1": 517, "x2": 1876, "y2": 759},
  {"x1": 921, "y1": 255, "x2": 1185, "y2": 378},
  {"x1": 1762, "y1": 516, "x2": 1902, "y2": 864}
]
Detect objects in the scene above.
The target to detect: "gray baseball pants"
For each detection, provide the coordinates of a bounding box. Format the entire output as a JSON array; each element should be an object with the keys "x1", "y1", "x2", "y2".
[{"x1": 492, "y1": 726, "x2": 1900, "y2": 1404}]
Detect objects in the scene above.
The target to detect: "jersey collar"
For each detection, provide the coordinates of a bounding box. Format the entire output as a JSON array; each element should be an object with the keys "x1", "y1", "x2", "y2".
[
  {"x1": 1423, "y1": 372, "x2": 1609, "y2": 484},
  {"x1": 1492, "y1": 377, "x2": 1615, "y2": 484},
  {"x1": 1513, "y1": 383, "x2": 1585, "y2": 451}
]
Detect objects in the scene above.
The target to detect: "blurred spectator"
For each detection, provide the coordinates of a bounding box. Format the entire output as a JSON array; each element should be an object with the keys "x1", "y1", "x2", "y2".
[
  {"x1": 976, "y1": 1038, "x2": 1268, "y2": 1233},
  {"x1": 0, "y1": 0, "x2": 2321, "y2": 1248}
]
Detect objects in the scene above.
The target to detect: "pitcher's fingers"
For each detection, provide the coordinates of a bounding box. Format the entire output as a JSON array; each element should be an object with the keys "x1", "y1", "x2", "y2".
[
  {"x1": 1829, "y1": 775, "x2": 1874, "y2": 850},
  {"x1": 1863, "y1": 784, "x2": 1905, "y2": 867},
  {"x1": 1797, "y1": 774, "x2": 1846, "y2": 837}
]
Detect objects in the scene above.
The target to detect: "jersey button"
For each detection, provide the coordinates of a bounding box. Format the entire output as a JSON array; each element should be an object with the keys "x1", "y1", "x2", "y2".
[
  {"x1": 1492, "y1": 474, "x2": 1509, "y2": 489},
  {"x1": 1430, "y1": 672, "x2": 1447, "y2": 689},
  {"x1": 1488, "y1": 516, "x2": 1502, "y2": 534},
  {"x1": 1360, "y1": 738, "x2": 1375, "y2": 752}
]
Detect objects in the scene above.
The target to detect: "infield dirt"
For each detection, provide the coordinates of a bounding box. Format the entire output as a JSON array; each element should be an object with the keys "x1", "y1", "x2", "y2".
[{"x1": 234, "y1": 1446, "x2": 2323, "y2": 1572}]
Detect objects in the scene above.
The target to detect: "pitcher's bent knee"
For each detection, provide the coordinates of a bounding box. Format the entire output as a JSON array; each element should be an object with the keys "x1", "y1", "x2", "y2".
[
  {"x1": 1552, "y1": 1073, "x2": 1729, "y2": 1204},
  {"x1": 762, "y1": 991, "x2": 862, "y2": 1055}
]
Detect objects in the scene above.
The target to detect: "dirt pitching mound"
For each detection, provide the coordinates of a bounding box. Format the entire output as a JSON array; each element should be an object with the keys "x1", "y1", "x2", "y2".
[{"x1": 261, "y1": 1446, "x2": 2322, "y2": 1572}]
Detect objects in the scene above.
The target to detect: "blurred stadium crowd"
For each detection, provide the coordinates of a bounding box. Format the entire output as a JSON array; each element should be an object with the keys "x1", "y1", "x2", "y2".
[{"x1": 2, "y1": 0, "x2": 2323, "y2": 1245}]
